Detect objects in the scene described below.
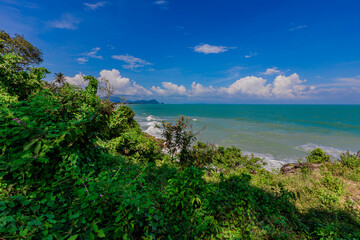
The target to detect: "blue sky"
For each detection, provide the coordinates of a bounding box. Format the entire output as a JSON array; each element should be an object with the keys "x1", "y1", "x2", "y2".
[{"x1": 1, "y1": 0, "x2": 360, "y2": 103}]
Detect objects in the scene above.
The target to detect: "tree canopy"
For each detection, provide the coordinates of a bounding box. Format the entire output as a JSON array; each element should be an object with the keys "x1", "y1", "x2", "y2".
[{"x1": 0, "y1": 30, "x2": 43, "y2": 70}]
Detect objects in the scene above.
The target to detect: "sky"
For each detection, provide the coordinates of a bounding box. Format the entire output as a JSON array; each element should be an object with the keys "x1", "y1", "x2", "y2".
[{"x1": 1, "y1": 0, "x2": 360, "y2": 104}]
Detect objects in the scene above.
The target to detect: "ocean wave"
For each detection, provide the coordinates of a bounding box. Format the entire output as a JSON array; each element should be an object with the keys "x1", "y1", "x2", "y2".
[
  {"x1": 144, "y1": 125, "x2": 163, "y2": 139},
  {"x1": 137, "y1": 115, "x2": 164, "y2": 139},
  {"x1": 296, "y1": 143, "x2": 354, "y2": 159},
  {"x1": 243, "y1": 151, "x2": 292, "y2": 172},
  {"x1": 146, "y1": 115, "x2": 158, "y2": 121}
]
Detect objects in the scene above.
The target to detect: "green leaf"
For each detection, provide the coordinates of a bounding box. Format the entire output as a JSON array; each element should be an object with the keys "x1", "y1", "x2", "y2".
[
  {"x1": 97, "y1": 230, "x2": 106, "y2": 238},
  {"x1": 92, "y1": 223, "x2": 98, "y2": 232},
  {"x1": 23, "y1": 138, "x2": 37, "y2": 151},
  {"x1": 34, "y1": 140, "x2": 42, "y2": 154},
  {"x1": 19, "y1": 228, "x2": 28, "y2": 237},
  {"x1": 30, "y1": 205, "x2": 40, "y2": 212},
  {"x1": 115, "y1": 214, "x2": 122, "y2": 223},
  {"x1": 67, "y1": 234, "x2": 78, "y2": 240}
]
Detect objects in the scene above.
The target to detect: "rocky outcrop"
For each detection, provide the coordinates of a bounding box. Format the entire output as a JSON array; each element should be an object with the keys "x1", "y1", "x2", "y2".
[{"x1": 280, "y1": 162, "x2": 325, "y2": 174}]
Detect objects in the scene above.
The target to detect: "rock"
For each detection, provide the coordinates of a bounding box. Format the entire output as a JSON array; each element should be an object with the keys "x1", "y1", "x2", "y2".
[{"x1": 280, "y1": 162, "x2": 324, "y2": 174}]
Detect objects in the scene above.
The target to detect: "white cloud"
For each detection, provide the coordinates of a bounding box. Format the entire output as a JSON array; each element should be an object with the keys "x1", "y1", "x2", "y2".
[
  {"x1": 262, "y1": 67, "x2": 283, "y2": 75},
  {"x1": 99, "y1": 69, "x2": 152, "y2": 96},
  {"x1": 154, "y1": 0, "x2": 167, "y2": 5},
  {"x1": 112, "y1": 54, "x2": 152, "y2": 71},
  {"x1": 76, "y1": 58, "x2": 88, "y2": 64},
  {"x1": 84, "y1": 47, "x2": 102, "y2": 59},
  {"x1": 65, "y1": 69, "x2": 152, "y2": 96},
  {"x1": 49, "y1": 14, "x2": 81, "y2": 30},
  {"x1": 84, "y1": 1, "x2": 107, "y2": 10},
  {"x1": 76, "y1": 47, "x2": 102, "y2": 64},
  {"x1": 216, "y1": 74, "x2": 312, "y2": 99},
  {"x1": 1, "y1": 0, "x2": 38, "y2": 8},
  {"x1": 149, "y1": 74, "x2": 312, "y2": 99},
  {"x1": 65, "y1": 74, "x2": 87, "y2": 88},
  {"x1": 245, "y1": 52, "x2": 257, "y2": 58},
  {"x1": 315, "y1": 75, "x2": 360, "y2": 88},
  {"x1": 190, "y1": 82, "x2": 216, "y2": 96},
  {"x1": 289, "y1": 25, "x2": 307, "y2": 31},
  {"x1": 151, "y1": 82, "x2": 187, "y2": 96},
  {"x1": 335, "y1": 76, "x2": 360, "y2": 86},
  {"x1": 272, "y1": 73, "x2": 310, "y2": 98},
  {"x1": 220, "y1": 76, "x2": 272, "y2": 97},
  {"x1": 193, "y1": 44, "x2": 230, "y2": 54},
  {"x1": 65, "y1": 70, "x2": 316, "y2": 100}
]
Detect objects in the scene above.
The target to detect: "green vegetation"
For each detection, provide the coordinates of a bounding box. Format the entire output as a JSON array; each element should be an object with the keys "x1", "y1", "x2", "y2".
[
  {"x1": 0, "y1": 30, "x2": 43, "y2": 70},
  {"x1": 306, "y1": 148, "x2": 331, "y2": 164},
  {"x1": 0, "y1": 31, "x2": 359, "y2": 239}
]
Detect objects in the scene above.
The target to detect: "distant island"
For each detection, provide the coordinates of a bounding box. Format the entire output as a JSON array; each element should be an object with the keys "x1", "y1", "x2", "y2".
[
  {"x1": 127, "y1": 99, "x2": 163, "y2": 104},
  {"x1": 113, "y1": 99, "x2": 163, "y2": 105}
]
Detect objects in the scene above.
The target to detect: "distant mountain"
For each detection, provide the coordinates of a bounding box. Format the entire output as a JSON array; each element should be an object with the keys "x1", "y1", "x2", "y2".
[
  {"x1": 111, "y1": 98, "x2": 163, "y2": 104},
  {"x1": 127, "y1": 99, "x2": 163, "y2": 104}
]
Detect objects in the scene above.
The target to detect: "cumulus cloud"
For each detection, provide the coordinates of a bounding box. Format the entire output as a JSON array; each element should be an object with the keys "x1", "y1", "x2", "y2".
[
  {"x1": 149, "y1": 74, "x2": 312, "y2": 99},
  {"x1": 65, "y1": 74, "x2": 87, "y2": 88},
  {"x1": 112, "y1": 54, "x2": 152, "y2": 71},
  {"x1": 220, "y1": 76, "x2": 272, "y2": 97},
  {"x1": 99, "y1": 69, "x2": 152, "y2": 96},
  {"x1": 190, "y1": 82, "x2": 216, "y2": 96},
  {"x1": 271, "y1": 73, "x2": 311, "y2": 98},
  {"x1": 193, "y1": 44, "x2": 231, "y2": 54},
  {"x1": 84, "y1": 1, "x2": 107, "y2": 10},
  {"x1": 151, "y1": 82, "x2": 187, "y2": 96},
  {"x1": 262, "y1": 67, "x2": 283, "y2": 75},
  {"x1": 65, "y1": 70, "x2": 315, "y2": 100},
  {"x1": 65, "y1": 69, "x2": 152, "y2": 96},
  {"x1": 49, "y1": 14, "x2": 81, "y2": 30}
]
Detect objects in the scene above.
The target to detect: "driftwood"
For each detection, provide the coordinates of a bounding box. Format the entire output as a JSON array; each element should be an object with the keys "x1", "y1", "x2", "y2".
[{"x1": 280, "y1": 162, "x2": 325, "y2": 174}]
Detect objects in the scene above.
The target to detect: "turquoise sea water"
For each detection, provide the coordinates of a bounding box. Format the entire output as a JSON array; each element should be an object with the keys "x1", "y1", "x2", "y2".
[{"x1": 131, "y1": 104, "x2": 360, "y2": 170}]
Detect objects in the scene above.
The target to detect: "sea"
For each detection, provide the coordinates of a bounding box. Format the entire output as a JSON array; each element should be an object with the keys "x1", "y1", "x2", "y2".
[{"x1": 130, "y1": 104, "x2": 360, "y2": 171}]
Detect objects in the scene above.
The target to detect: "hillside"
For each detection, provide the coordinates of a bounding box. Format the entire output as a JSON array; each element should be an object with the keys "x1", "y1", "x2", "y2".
[{"x1": 1, "y1": 39, "x2": 360, "y2": 239}]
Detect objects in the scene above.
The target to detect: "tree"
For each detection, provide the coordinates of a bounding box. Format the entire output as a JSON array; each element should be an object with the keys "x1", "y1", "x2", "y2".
[
  {"x1": 158, "y1": 116, "x2": 203, "y2": 167},
  {"x1": 54, "y1": 72, "x2": 66, "y2": 86},
  {"x1": 0, "y1": 30, "x2": 43, "y2": 70},
  {"x1": 98, "y1": 77, "x2": 114, "y2": 101}
]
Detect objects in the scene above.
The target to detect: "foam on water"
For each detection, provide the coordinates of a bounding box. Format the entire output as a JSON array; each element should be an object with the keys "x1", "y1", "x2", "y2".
[
  {"x1": 296, "y1": 143, "x2": 355, "y2": 159},
  {"x1": 146, "y1": 115, "x2": 158, "y2": 121},
  {"x1": 138, "y1": 115, "x2": 164, "y2": 139},
  {"x1": 243, "y1": 151, "x2": 292, "y2": 172}
]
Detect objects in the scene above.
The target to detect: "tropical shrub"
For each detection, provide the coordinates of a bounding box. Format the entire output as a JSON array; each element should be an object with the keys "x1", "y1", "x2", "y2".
[
  {"x1": 340, "y1": 150, "x2": 360, "y2": 169},
  {"x1": 1, "y1": 35, "x2": 360, "y2": 239},
  {"x1": 158, "y1": 116, "x2": 198, "y2": 166},
  {"x1": 306, "y1": 148, "x2": 330, "y2": 164}
]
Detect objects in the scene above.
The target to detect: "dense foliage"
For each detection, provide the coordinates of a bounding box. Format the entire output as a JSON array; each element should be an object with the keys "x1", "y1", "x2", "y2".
[
  {"x1": 1, "y1": 37, "x2": 359, "y2": 239},
  {"x1": 0, "y1": 30, "x2": 43, "y2": 70},
  {"x1": 306, "y1": 148, "x2": 331, "y2": 164}
]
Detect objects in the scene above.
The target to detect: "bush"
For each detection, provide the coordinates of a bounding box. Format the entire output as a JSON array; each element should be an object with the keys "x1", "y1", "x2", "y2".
[
  {"x1": 340, "y1": 150, "x2": 360, "y2": 169},
  {"x1": 1, "y1": 38, "x2": 360, "y2": 239},
  {"x1": 306, "y1": 148, "x2": 330, "y2": 164},
  {"x1": 158, "y1": 116, "x2": 199, "y2": 166}
]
